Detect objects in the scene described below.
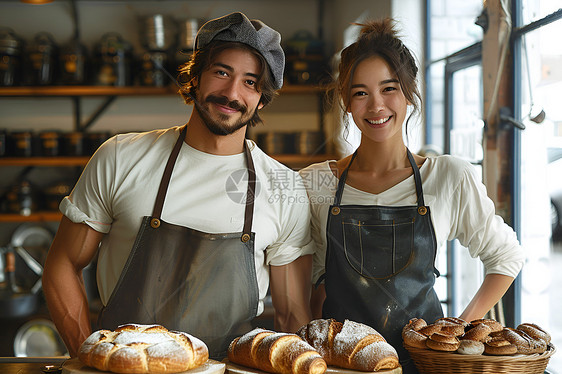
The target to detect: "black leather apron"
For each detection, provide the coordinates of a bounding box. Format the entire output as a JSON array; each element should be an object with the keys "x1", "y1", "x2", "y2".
[
  {"x1": 323, "y1": 149, "x2": 443, "y2": 373},
  {"x1": 98, "y1": 125, "x2": 259, "y2": 360}
]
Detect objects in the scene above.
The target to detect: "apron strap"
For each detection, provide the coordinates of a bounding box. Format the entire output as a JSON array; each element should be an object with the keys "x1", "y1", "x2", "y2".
[
  {"x1": 334, "y1": 150, "x2": 358, "y2": 206},
  {"x1": 334, "y1": 148, "x2": 425, "y2": 207},
  {"x1": 151, "y1": 125, "x2": 256, "y2": 242},
  {"x1": 242, "y1": 140, "x2": 256, "y2": 242},
  {"x1": 152, "y1": 125, "x2": 188, "y2": 219},
  {"x1": 406, "y1": 148, "x2": 425, "y2": 207}
]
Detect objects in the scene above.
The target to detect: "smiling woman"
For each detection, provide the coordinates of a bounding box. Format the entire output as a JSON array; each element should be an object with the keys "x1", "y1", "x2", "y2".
[
  {"x1": 348, "y1": 56, "x2": 408, "y2": 146},
  {"x1": 299, "y1": 17, "x2": 524, "y2": 374}
]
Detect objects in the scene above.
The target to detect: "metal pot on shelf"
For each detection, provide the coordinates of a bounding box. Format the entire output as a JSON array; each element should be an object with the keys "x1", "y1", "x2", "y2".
[
  {"x1": 59, "y1": 37, "x2": 89, "y2": 85},
  {"x1": 0, "y1": 27, "x2": 23, "y2": 86},
  {"x1": 138, "y1": 51, "x2": 169, "y2": 87},
  {"x1": 138, "y1": 14, "x2": 177, "y2": 87},
  {"x1": 24, "y1": 32, "x2": 58, "y2": 86},
  {"x1": 43, "y1": 181, "x2": 72, "y2": 212},
  {"x1": 175, "y1": 18, "x2": 200, "y2": 67},
  {"x1": 4, "y1": 180, "x2": 38, "y2": 216},
  {"x1": 140, "y1": 14, "x2": 177, "y2": 52},
  {"x1": 94, "y1": 33, "x2": 133, "y2": 87},
  {"x1": 284, "y1": 30, "x2": 329, "y2": 86}
]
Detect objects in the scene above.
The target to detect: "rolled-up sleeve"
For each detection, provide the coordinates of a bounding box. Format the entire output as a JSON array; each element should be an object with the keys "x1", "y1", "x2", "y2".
[
  {"x1": 264, "y1": 173, "x2": 315, "y2": 266},
  {"x1": 59, "y1": 136, "x2": 117, "y2": 233}
]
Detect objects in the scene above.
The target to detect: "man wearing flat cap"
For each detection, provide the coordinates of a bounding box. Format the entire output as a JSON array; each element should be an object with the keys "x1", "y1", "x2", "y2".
[{"x1": 43, "y1": 12, "x2": 314, "y2": 359}]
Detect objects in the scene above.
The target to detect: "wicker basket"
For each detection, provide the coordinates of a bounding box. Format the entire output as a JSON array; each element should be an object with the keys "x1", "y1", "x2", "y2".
[{"x1": 404, "y1": 343, "x2": 556, "y2": 374}]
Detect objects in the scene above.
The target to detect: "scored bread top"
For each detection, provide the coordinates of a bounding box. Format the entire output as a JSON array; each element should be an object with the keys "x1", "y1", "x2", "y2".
[
  {"x1": 79, "y1": 324, "x2": 208, "y2": 374},
  {"x1": 299, "y1": 319, "x2": 399, "y2": 371},
  {"x1": 332, "y1": 320, "x2": 386, "y2": 364}
]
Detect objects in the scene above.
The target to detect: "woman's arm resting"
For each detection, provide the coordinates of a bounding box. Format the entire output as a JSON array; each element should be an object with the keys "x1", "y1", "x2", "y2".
[
  {"x1": 459, "y1": 273, "x2": 515, "y2": 322},
  {"x1": 42, "y1": 215, "x2": 104, "y2": 357},
  {"x1": 269, "y1": 254, "x2": 313, "y2": 332}
]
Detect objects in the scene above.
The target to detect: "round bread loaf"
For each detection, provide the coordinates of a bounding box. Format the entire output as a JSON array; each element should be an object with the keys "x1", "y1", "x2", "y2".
[
  {"x1": 425, "y1": 332, "x2": 460, "y2": 352},
  {"x1": 483, "y1": 337, "x2": 517, "y2": 355},
  {"x1": 418, "y1": 324, "x2": 442, "y2": 337},
  {"x1": 494, "y1": 327, "x2": 548, "y2": 354},
  {"x1": 457, "y1": 339, "x2": 484, "y2": 355},
  {"x1": 79, "y1": 324, "x2": 209, "y2": 374},
  {"x1": 462, "y1": 323, "x2": 492, "y2": 342},
  {"x1": 402, "y1": 318, "x2": 427, "y2": 335},
  {"x1": 435, "y1": 317, "x2": 469, "y2": 328},
  {"x1": 470, "y1": 319, "x2": 503, "y2": 333},
  {"x1": 517, "y1": 323, "x2": 551, "y2": 344},
  {"x1": 436, "y1": 323, "x2": 465, "y2": 337},
  {"x1": 402, "y1": 328, "x2": 428, "y2": 349}
]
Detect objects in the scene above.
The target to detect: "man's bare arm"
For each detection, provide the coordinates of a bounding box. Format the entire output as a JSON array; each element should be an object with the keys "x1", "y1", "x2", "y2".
[
  {"x1": 269, "y1": 254, "x2": 313, "y2": 332},
  {"x1": 43, "y1": 215, "x2": 104, "y2": 357}
]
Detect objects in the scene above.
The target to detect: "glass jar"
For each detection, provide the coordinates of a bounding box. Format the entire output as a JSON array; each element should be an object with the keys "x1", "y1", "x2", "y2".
[
  {"x1": 59, "y1": 37, "x2": 89, "y2": 85},
  {"x1": 25, "y1": 32, "x2": 58, "y2": 86}
]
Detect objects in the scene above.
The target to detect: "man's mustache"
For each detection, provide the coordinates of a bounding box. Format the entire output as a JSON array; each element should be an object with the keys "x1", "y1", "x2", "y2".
[{"x1": 205, "y1": 95, "x2": 247, "y2": 114}]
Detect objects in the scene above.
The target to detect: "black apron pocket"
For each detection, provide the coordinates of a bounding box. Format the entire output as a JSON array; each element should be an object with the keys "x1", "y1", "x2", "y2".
[{"x1": 341, "y1": 217, "x2": 414, "y2": 279}]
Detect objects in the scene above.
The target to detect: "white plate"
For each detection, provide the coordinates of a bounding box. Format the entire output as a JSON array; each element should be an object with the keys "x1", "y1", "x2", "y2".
[{"x1": 14, "y1": 318, "x2": 68, "y2": 357}]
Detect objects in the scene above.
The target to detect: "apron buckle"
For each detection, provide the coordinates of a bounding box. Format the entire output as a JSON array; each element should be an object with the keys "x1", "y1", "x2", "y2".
[
  {"x1": 241, "y1": 233, "x2": 251, "y2": 243},
  {"x1": 150, "y1": 218, "x2": 161, "y2": 228},
  {"x1": 331, "y1": 207, "x2": 341, "y2": 215},
  {"x1": 417, "y1": 206, "x2": 427, "y2": 215}
]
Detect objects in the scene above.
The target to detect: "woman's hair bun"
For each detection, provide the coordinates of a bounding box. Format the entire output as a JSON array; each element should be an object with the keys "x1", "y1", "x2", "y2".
[{"x1": 357, "y1": 18, "x2": 399, "y2": 39}]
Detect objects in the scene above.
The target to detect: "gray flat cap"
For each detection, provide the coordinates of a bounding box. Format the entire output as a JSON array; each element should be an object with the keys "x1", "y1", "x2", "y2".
[{"x1": 195, "y1": 12, "x2": 285, "y2": 90}]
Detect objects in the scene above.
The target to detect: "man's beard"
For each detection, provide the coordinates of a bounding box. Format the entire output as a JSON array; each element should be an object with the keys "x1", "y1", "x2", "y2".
[{"x1": 193, "y1": 94, "x2": 257, "y2": 136}]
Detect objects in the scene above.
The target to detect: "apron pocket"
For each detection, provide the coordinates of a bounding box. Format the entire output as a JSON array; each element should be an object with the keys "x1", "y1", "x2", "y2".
[{"x1": 341, "y1": 217, "x2": 414, "y2": 279}]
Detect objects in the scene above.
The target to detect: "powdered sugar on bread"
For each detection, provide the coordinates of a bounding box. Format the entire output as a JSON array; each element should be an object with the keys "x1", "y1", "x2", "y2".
[
  {"x1": 298, "y1": 319, "x2": 399, "y2": 371},
  {"x1": 78, "y1": 324, "x2": 208, "y2": 374}
]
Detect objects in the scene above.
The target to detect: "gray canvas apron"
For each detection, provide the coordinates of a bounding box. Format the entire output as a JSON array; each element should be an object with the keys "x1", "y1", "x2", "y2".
[
  {"x1": 98, "y1": 125, "x2": 259, "y2": 360},
  {"x1": 322, "y1": 149, "x2": 443, "y2": 374}
]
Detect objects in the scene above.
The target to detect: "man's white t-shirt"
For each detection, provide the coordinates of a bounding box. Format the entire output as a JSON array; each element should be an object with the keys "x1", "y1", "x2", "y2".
[
  {"x1": 61, "y1": 126, "x2": 314, "y2": 314},
  {"x1": 299, "y1": 155, "x2": 525, "y2": 284}
]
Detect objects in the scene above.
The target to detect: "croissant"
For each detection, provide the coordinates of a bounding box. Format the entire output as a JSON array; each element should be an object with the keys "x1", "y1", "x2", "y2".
[
  {"x1": 228, "y1": 328, "x2": 327, "y2": 374},
  {"x1": 78, "y1": 324, "x2": 209, "y2": 374},
  {"x1": 298, "y1": 319, "x2": 400, "y2": 372}
]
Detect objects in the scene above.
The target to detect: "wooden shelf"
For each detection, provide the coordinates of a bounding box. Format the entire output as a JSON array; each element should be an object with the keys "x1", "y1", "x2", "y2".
[
  {"x1": 0, "y1": 157, "x2": 90, "y2": 167},
  {"x1": 0, "y1": 86, "x2": 177, "y2": 97},
  {"x1": 0, "y1": 154, "x2": 333, "y2": 168},
  {"x1": 0, "y1": 154, "x2": 335, "y2": 223},
  {"x1": 0, "y1": 212, "x2": 62, "y2": 223},
  {"x1": 273, "y1": 153, "x2": 335, "y2": 164},
  {"x1": 0, "y1": 84, "x2": 325, "y2": 97}
]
